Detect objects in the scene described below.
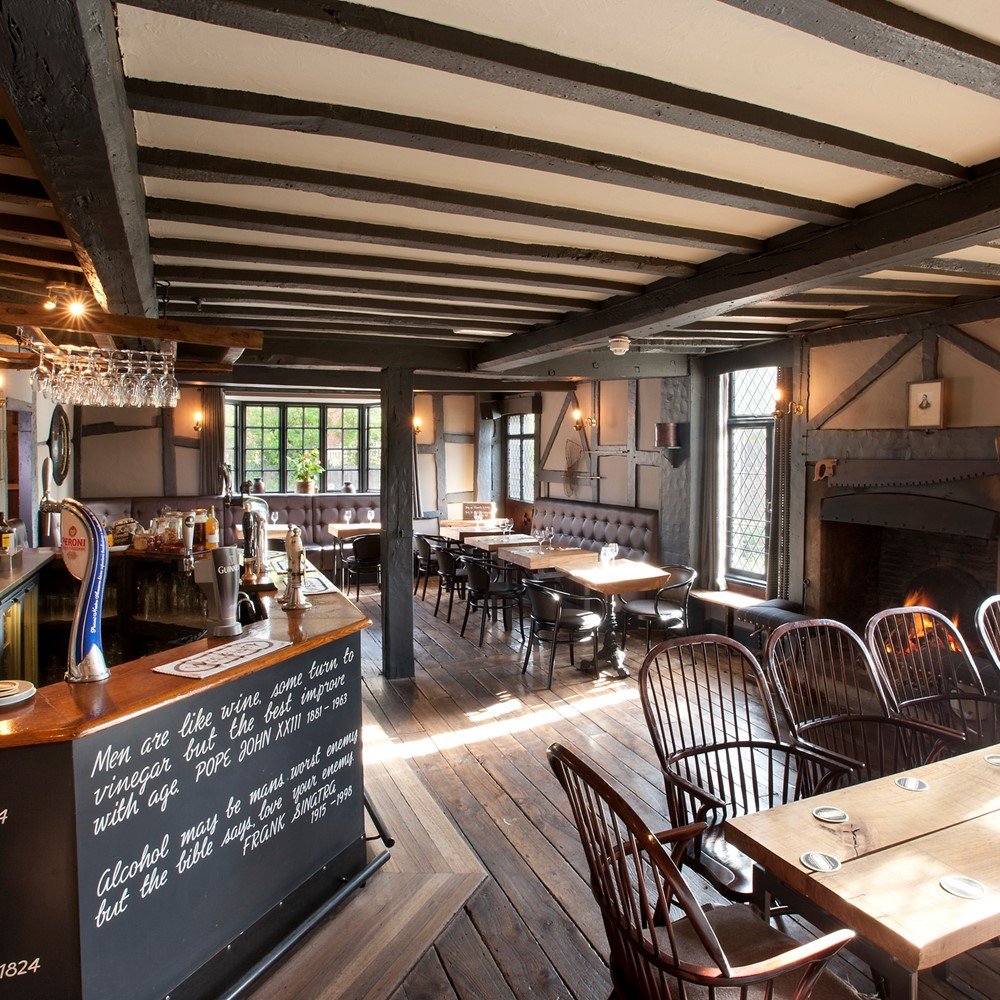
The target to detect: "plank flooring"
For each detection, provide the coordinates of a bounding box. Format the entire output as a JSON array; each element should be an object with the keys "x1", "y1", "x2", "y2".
[{"x1": 254, "y1": 580, "x2": 1000, "y2": 999}]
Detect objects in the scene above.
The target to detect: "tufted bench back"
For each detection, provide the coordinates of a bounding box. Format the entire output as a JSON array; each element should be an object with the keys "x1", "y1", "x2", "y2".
[{"x1": 531, "y1": 498, "x2": 658, "y2": 563}]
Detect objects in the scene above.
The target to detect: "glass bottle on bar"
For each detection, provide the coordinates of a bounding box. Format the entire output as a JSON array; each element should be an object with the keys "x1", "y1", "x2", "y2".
[{"x1": 0, "y1": 511, "x2": 11, "y2": 555}]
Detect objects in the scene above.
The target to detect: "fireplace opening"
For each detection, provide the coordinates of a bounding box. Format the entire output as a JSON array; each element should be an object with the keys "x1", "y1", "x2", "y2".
[{"x1": 902, "y1": 566, "x2": 988, "y2": 655}]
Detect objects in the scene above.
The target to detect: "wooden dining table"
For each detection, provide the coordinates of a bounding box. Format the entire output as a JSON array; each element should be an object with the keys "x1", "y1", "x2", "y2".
[
  {"x1": 554, "y1": 558, "x2": 670, "y2": 679},
  {"x1": 499, "y1": 544, "x2": 599, "y2": 572},
  {"x1": 466, "y1": 533, "x2": 537, "y2": 553},
  {"x1": 727, "y1": 746, "x2": 1000, "y2": 1000},
  {"x1": 439, "y1": 522, "x2": 505, "y2": 542}
]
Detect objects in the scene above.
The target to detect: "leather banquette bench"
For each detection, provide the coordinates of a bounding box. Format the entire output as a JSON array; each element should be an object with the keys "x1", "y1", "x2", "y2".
[
  {"x1": 529, "y1": 498, "x2": 659, "y2": 563},
  {"x1": 82, "y1": 494, "x2": 380, "y2": 573}
]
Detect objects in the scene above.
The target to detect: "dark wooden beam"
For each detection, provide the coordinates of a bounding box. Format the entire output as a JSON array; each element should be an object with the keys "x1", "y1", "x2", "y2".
[
  {"x1": 938, "y1": 324, "x2": 1000, "y2": 374},
  {"x1": 156, "y1": 264, "x2": 592, "y2": 312},
  {"x1": 169, "y1": 308, "x2": 522, "y2": 334},
  {"x1": 379, "y1": 365, "x2": 415, "y2": 679},
  {"x1": 155, "y1": 261, "x2": 636, "y2": 297},
  {"x1": 0, "y1": 301, "x2": 263, "y2": 349},
  {"x1": 0, "y1": 172, "x2": 51, "y2": 208},
  {"x1": 0, "y1": 239, "x2": 80, "y2": 271},
  {"x1": 835, "y1": 277, "x2": 1000, "y2": 297},
  {"x1": 165, "y1": 288, "x2": 565, "y2": 323},
  {"x1": 921, "y1": 330, "x2": 938, "y2": 379},
  {"x1": 896, "y1": 258, "x2": 1000, "y2": 281},
  {"x1": 255, "y1": 339, "x2": 469, "y2": 371},
  {"x1": 126, "y1": 78, "x2": 852, "y2": 226},
  {"x1": 126, "y1": 1, "x2": 965, "y2": 185},
  {"x1": 474, "y1": 166, "x2": 1000, "y2": 369},
  {"x1": 0, "y1": 212, "x2": 70, "y2": 248},
  {"x1": 729, "y1": 305, "x2": 849, "y2": 319},
  {"x1": 780, "y1": 290, "x2": 958, "y2": 307},
  {"x1": 803, "y1": 294, "x2": 1000, "y2": 346},
  {"x1": 677, "y1": 320, "x2": 790, "y2": 334},
  {"x1": 213, "y1": 319, "x2": 489, "y2": 344},
  {"x1": 0, "y1": 120, "x2": 23, "y2": 159},
  {"x1": 139, "y1": 147, "x2": 758, "y2": 254},
  {"x1": 144, "y1": 198, "x2": 692, "y2": 276},
  {"x1": 186, "y1": 367, "x2": 570, "y2": 392},
  {"x1": 161, "y1": 406, "x2": 177, "y2": 495},
  {"x1": 719, "y1": 0, "x2": 1000, "y2": 101},
  {"x1": 0, "y1": 0, "x2": 156, "y2": 316},
  {"x1": 807, "y1": 331, "x2": 922, "y2": 429}
]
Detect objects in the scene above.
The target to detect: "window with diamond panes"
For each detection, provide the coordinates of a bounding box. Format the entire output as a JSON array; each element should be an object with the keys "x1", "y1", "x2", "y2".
[
  {"x1": 725, "y1": 368, "x2": 776, "y2": 583},
  {"x1": 242, "y1": 404, "x2": 282, "y2": 492},
  {"x1": 505, "y1": 413, "x2": 535, "y2": 502},
  {"x1": 325, "y1": 406, "x2": 362, "y2": 491}
]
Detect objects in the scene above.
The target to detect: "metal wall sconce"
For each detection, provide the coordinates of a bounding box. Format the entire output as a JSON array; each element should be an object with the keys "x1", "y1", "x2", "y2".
[
  {"x1": 571, "y1": 407, "x2": 597, "y2": 431},
  {"x1": 655, "y1": 421, "x2": 683, "y2": 468},
  {"x1": 193, "y1": 411, "x2": 203, "y2": 433},
  {"x1": 772, "y1": 387, "x2": 804, "y2": 420}
]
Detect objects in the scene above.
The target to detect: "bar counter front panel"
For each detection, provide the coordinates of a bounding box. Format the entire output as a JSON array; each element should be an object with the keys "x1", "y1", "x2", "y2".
[{"x1": 0, "y1": 587, "x2": 372, "y2": 1000}]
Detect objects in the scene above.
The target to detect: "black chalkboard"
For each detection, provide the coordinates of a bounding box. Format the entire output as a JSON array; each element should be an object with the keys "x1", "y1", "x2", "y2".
[{"x1": 0, "y1": 632, "x2": 364, "y2": 1000}]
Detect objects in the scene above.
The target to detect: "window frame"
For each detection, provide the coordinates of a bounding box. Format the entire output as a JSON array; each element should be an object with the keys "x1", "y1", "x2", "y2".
[
  {"x1": 503, "y1": 413, "x2": 536, "y2": 503},
  {"x1": 724, "y1": 369, "x2": 776, "y2": 586},
  {"x1": 225, "y1": 400, "x2": 382, "y2": 493}
]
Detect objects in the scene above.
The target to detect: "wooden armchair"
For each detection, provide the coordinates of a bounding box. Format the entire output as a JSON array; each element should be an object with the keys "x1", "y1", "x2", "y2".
[
  {"x1": 765, "y1": 619, "x2": 963, "y2": 782},
  {"x1": 548, "y1": 742, "x2": 857, "y2": 1000},
  {"x1": 638, "y1": 635, "x2": 849, "y2": 902}
]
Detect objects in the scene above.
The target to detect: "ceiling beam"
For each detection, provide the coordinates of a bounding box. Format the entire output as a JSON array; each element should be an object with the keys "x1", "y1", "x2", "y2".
[
  {"x1": 164, "y1": 289, "x2": 566, "y2": 323},
  {"x1": 802, "y1": 294, "x2": 1000, "y2": 346},
  {"x1": 154, "y1": 261, "x2": 636, "y2": 297},
  {"x1": 0, "y1": 120, "x2": 24, "y2": 159},
  {"x1": 0, "y1": 212, "x2": 71, "y2": 248},
  {"x1": 830, "y1": 277, "x2": 1000, "y2": 297},
  {"x1": 677, "y1": 320, "x2": 790, "y2": 334},
  {"x1": 718, "y1": 0, "x2": 1000, "y2": 101},
  {"x1": 0, "y1": 239, "x2": 81, "y2": 271},
  {"x1": 158, "y1": 275, "x2": 585, "y2": 311},
  {"x1": 168, "y1": 307, "x2": 523, "y2": 334},
  {"x1": 895, "y1": 258, "x2": 1000, "y2": 281},
  {"x1": 138, "y1": 147, "x2": 758, "y2": 254},
  {"x1": 0, "y1": 301, "x2": 262, "y2": 349},
  {"x1": 215, "y1": 318, "x2": 490, "y2": 343},
  {"x1": 0, "y1": 173, "x2": 51, "y2": 208},
  {"x1": 127, "y1": 0, "x2": 965, "y2": 185},
  {"x1": 248, "y1": 339, "x2": 470, "y2": 371},
  {"x1": 144, "y1": 198, "x2": 693, "y2": 276},
  {"x1": 474, "y1": 166, "x2": 1000, "y2": 369},
  {"x1": 126, "y1": 78, "x2": 851, "y2": 226},
  {"x1": 185, "y1": 366, "x2": 570, "y2": 393},
  {"x1": 0, "y1": 0, "x2": 156, "y2": 317}
]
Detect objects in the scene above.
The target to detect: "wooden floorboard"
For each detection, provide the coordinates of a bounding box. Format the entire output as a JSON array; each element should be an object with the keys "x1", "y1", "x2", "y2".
[{"x1": 266, "y1": 581, "x2": 1000, "y2": 1000}]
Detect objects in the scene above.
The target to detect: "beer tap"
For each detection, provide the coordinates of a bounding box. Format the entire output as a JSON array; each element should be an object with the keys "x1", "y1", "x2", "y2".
[{"x1": 38, "y1": 457, "x2": 62, "y2": 547}]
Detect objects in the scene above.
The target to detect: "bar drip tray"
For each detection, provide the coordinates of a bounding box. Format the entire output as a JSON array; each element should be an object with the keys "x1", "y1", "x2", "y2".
[{"x1": 0, "y1": 679, "x2": 35, "y2": 707}]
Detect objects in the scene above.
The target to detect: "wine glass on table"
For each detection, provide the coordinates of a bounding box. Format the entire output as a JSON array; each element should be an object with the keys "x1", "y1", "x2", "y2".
[
  {"x1": 343, "y1": 509, "x2": 353, "y2": 526},
  {"x1": 270, "y1": 511, "x2": 279, "y2": 527},
  {"x1": 367, "y1": 509, "x2": 376, "y2": 524},
  {"x1": 533, "y1": 528, "x2": 545, "y2": 552},
  {"x1": 545, "y1": 526, "x2": 555, "y2": 550}
]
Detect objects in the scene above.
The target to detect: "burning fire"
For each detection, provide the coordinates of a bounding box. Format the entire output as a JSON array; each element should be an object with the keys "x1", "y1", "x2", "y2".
[{"x1": 903, "y1": 588, "x2": 962, "y2": 653}]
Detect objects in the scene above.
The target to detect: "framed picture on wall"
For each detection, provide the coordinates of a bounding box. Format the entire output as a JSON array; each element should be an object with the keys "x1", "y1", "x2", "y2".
[{"x1": 906, "y1": 379, "x2": 945, "y2": 429}]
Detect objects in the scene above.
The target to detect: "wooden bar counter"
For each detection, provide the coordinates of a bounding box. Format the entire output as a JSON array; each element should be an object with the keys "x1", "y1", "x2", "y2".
[{"x1": 0, "y1": 589, "x2": 375, "y2": 1000}]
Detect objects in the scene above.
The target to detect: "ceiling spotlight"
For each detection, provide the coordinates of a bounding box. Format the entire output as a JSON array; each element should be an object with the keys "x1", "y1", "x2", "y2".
[
  {"x1": 43, "y1": 298, "x2": 57, "y2": 311},
  {"x1": 67, "y1": 300, "x2": 86, "y2": 317},
  {"x1": 608, "y1": 335, "x2": 631, "y2": 356}
]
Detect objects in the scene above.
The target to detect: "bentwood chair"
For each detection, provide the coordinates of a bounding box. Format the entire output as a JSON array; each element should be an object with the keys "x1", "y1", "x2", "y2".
[
  {"x1": 432, "y1": 544, "x2": 467, "y2": 624},
  {"x1": 342, "y1": 533, "x2": 381, "y2": 601},
  {"x1": 639, "y1": 636, "x2": 848, "y2": 902},
  {"x1": 521, "y1": 581, "x2": 605, "y2": 689},
  {"x1": 866, "y1": 606, "x2": 1000, "y2": 751},
  {"x1": 976, "y1": 594, "x2": 1000, "y2": 674},
  {"x1": 620, "y1": 565, "x2": 698, "y2": 652},
  {"x1": 548, "y1": 742, "x2": 857, "y2": 1000},
  {"x1": 765, "y1": 619, "x2": 962, "y2": 782},
  {"x1": 413, "y1": 534, "x2": 442, "y2": 600},
  {"x1": 459, "y1": 556, "x2": 525, "y2": 647}
]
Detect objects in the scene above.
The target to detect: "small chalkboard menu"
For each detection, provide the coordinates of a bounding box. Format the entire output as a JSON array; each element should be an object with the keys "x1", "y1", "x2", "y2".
[
  {"x1": 0, "y1": 633, "x2": 364, "y2": 1000},
  {"x1": 462, "y1": 502, "x2": 494, "y2": 520}
]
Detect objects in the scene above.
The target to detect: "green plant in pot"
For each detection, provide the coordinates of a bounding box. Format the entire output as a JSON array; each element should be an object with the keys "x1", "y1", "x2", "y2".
[{"x1": 290, "y1": 449, "x2": 325, "y2": 494}]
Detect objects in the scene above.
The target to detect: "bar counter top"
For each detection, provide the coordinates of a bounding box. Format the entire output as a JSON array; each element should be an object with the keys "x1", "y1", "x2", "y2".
[
  {"x1": 0, "y1": 588, "x2": 371, "y2": 750},
  {"x1": 0, "y1": 546, "x2": 56, "y2": 599}
]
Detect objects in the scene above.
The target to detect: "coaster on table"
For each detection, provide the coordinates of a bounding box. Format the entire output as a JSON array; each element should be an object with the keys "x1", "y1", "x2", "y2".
[
  {"x1": 800, "y1": 852, "x2": 841, "y2": 873},
  {"x1": 940, "y1": 876, "x2": 986, "y2": 900},
  {"x1": 985, "y1": 754, "x2": 1000, "y2": 767},
  {"x1": 813, "y1": 806, "x2": 849, "y2": 824},
  {"x1": 895, "y1": 776, "x2": 929, "y2": 792},
  {"x1": 0, "y1": 680, "x2": 36, "y2": 707}
]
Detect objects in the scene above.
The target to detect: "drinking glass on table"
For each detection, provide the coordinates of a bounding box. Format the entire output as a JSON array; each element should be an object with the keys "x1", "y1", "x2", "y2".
[
  {"x1": 270, "y1": 511, "x2": 279, "y2": 526},
  {"x1": 545, "y1": 526, "x2": 555, "y2": 550},
  {"x1": 533, "y1": 529, "x2": 545, "y2": 552},
  {"x1": 474, "y1": 511, "x2": 483, "y2": 523},
  {"x1": 367, "y1": 509, "x2": 376, "y2": 524},
  {"x1": 608, "y1": 542, "x2": 619, "y2": 561},
  {"x1": 343, "y1": 510, "x2": 353, "y2": 525}
]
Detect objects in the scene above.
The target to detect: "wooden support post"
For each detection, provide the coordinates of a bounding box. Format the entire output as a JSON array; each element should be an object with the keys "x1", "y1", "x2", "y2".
[{"x1": 380, "y1": 367, "x2": 415, "y2": 679}]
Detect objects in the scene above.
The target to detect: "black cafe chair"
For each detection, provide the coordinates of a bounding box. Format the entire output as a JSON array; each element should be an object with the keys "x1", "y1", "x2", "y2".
[
  {"x1": 342, "y1": 533, "x2": 381, "y2": 601},
  {"x1": 413, "y1": 533, "x2": 443, "y2": 600},
  {"x1": 433, "y1": 544, "x2": 468, "y2": 624},
  {"x1": 459, "y1": 556, "x2": 525, "y2": 647},
  {"x1": 620, "y1": 564, "x2": 697, "y2": 652}
]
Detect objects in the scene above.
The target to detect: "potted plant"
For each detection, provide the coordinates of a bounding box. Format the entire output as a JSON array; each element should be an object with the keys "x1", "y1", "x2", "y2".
[{"x1": 290, "y1": 449, "x2": 325, "y2": 494}]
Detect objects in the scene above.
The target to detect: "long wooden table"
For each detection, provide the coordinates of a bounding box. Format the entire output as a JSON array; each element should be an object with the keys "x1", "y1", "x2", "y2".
[
  {"x1": 439, "y1": 522, "x2": 504, "y2": 542},
  {"x1": 727, "y1": 747, "x2": 1000, "y2": 999},
  {"x1": 499, "y1": 544, "x2": 598, "y2": 572},
  {"x1": 466, "y1": 533, "x2": 537, "y2": 553}
]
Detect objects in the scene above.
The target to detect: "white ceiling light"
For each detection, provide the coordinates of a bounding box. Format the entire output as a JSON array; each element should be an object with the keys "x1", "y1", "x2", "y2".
[{"x1": 608, "y1": 336, "x2": 631, "y2": 356}]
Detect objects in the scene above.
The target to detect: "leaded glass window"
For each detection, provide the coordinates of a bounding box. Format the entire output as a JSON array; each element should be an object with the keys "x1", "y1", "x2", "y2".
[{"x1": 505, "y1": 413, "x2": 535, "y2": 502}]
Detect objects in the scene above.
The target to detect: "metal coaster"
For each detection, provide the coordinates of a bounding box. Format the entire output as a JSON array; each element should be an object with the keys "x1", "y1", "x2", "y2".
[
  {"x1": 985, "y1": 754, "x2": 1000, "y2": 767},
  {"x1": 800, "y1": 852, "x2": 842, "y2": 873},
  {"x1": 0, "y1": 680, "x2": 36, "y2": 708},
  {"x1": 940, "y1": 876, "x2": 986, "y2": 900},
  {"x1": 895, "y1": 776, "x2": 929, "y2": 792},
  {"x1": 813, "y1": 806, "x2": 849, "y2": 824}
]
